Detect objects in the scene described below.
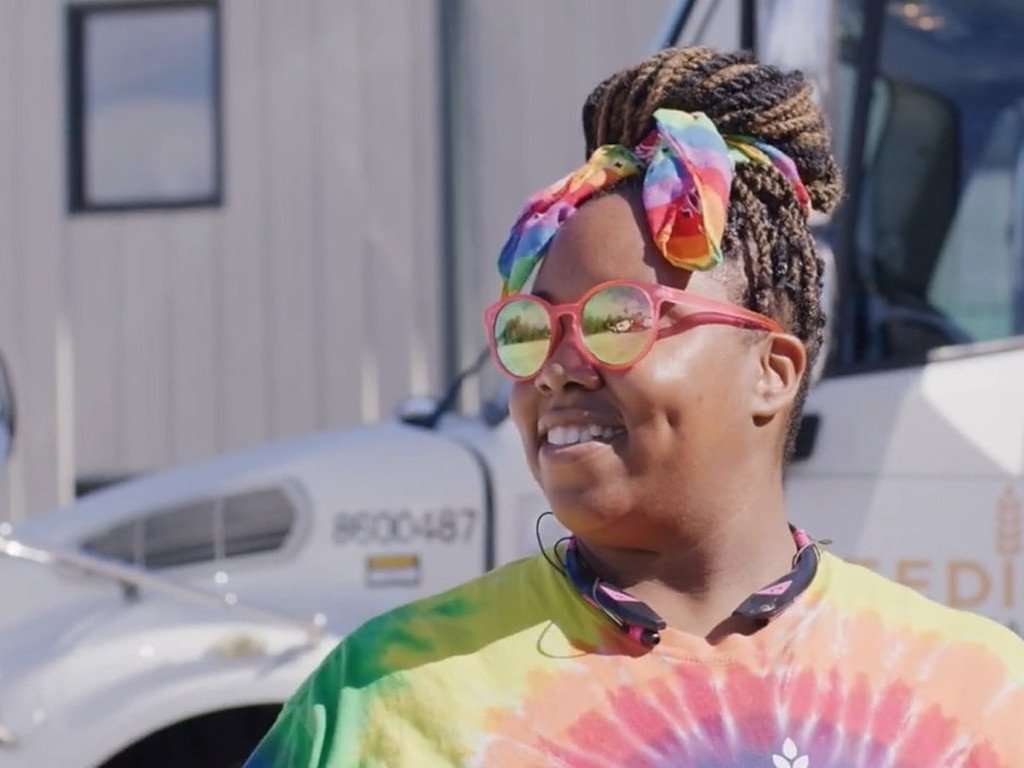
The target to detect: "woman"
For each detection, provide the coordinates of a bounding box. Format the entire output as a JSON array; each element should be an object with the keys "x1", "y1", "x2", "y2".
[{"x1": 247, "y1": 47, "x2": 1023, "y2": 767}]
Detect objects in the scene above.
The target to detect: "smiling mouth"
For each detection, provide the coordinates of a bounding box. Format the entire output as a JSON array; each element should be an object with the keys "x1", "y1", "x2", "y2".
[{"x1": 543, "y1": 424, "x2": 626, "y2": 448}]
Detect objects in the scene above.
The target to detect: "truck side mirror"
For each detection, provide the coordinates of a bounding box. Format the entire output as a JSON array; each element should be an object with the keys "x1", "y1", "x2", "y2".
[
  {"x1": 397, "y1": 395, "x2": 441, "y2": 428},
  {"x1": 0, "y1": 353, "x2": 15, "y2": 464}
]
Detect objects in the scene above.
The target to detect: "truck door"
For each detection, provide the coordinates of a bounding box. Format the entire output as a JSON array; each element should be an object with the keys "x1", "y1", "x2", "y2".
[{"x1": 786, "y1": 0, "x2": 1024, "y2": 635}]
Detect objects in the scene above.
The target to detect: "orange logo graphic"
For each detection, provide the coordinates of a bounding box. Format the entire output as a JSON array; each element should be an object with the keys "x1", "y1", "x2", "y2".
[
  {"x1": 849, "y1": 484, "x2": 1023, "y2": 637},
  {"x1": 997, "y1": 484, "x2": 1021, "y2": 634}
]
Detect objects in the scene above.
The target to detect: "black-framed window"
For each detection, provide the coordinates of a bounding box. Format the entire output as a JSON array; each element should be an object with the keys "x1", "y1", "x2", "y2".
[{"x1": 66, "y1": 1, "x2": 223, "y2": 213}]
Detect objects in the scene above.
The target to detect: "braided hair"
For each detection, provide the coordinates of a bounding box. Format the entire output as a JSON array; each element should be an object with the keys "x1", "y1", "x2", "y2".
[{"x1": 581, "y1": 47, "x2": 844, "y2": 460}]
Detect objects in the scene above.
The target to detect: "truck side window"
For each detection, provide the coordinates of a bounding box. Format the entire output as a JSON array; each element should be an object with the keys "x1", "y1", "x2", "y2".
[
  {"x1": 222, "y1": 487, "x2": 296, "y2": 557},
  {"x1": 838, "y1": 1, "x2": 1024, "y2": 366},
  {"x1": 82, "y1": 486, "x2": 298, "y2": 569},
  {"x1": 142, "y1": 499, "x2": 217, "y2": 569},
  {"x1": 81, "y1": 519, "x2": 139, "y2": 565}
]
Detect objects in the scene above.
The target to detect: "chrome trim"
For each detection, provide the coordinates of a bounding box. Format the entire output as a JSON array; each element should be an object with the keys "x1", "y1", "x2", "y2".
[
  {"x1": 926, "y1": 335, "x2": 1024, "y2": 363},
  {"x1": 0, "y1": 534, "x2": 325, "y2": 643}
]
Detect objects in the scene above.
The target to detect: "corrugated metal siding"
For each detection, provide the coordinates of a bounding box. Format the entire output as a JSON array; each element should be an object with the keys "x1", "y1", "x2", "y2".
[
  {"x1": 2, "y1": 0, "x2": 445, "y2": 520},
  {"x1": 450, "y1": 0, "x2": 680, "y2": 406},
  {"x1": 451, "y1": 0, "x2": 742, "y2": 405},
  {"x1": 0, "y1": 2, "x2": 21, "y2": 518},
  {"x1": 0, "y1": 0, "x2": 741, "y2": 521},
  {"x1": 0, "y1": 0, "x2": 66, "y2": 520}
]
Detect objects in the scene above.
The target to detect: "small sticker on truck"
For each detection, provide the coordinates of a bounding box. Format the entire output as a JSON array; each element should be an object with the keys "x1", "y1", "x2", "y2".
[{"x1": 366, "y1": 553, "x2": 422, "y2": 587}]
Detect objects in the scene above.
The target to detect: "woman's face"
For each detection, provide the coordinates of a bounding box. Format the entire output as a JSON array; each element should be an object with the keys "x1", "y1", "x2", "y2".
[{"x1": 509, "y1": 188, "x2": 777, "y2": 548}]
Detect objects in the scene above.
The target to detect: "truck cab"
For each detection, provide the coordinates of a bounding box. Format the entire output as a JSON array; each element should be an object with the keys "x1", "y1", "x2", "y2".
[{"x1": 779, "y1": 0, "x2": 1024, "y2": 635}]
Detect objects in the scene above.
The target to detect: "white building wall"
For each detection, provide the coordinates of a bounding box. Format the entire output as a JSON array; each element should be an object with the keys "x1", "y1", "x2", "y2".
[
  {"x1": 450, "y1": 0, "x2": 739, "y2": 404},
  {"x1": 1, "y1": 0, "x2": 444, "y2": 521},
  {"x1": 0, "y1": 0, "x2": 67, "y2": 521},
  {"x1": 0, "y1": 0, "x2": 742, "y2": 521}
]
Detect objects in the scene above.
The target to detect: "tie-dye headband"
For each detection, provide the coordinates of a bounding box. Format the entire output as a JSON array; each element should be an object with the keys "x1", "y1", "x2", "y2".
[{"x1": 497, "y1": 108, "x2": 811, "y2": 296}]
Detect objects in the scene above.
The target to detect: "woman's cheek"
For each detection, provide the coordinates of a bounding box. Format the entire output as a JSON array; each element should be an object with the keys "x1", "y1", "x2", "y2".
[
  {"x1": 508, "y1": 383, "x2": 541, "y2": 471},
  {"x1": 508, "y1": 382, "x2": 534, "y2": 430}
]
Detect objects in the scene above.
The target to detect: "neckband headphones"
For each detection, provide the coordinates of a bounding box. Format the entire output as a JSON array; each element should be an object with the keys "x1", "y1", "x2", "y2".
[
  {"x1": 539, "y1": 513, "x2": 822, "y2": 649},
  {"x1": 563, "y1": 537, "x2": 666, "y2": 647}
]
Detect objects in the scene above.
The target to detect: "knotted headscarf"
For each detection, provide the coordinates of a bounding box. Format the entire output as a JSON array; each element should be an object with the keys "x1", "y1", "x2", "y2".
[{"x1": 497, "y1": 109, "x2": 810, "y2": 296}]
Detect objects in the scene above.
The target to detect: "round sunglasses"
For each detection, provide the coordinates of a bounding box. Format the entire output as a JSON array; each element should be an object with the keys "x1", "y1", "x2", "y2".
[{"x1": 483, "y1": 279, "x2": 782, "y2": 381}]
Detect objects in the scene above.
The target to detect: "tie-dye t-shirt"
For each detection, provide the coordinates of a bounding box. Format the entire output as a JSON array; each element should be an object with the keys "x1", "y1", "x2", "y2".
[{"x1": 246, "y1": 551, "x2": 1024, "y2": 767}]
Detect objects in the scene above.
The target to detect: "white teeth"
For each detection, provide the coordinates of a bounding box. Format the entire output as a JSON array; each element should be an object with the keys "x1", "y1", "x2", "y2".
[{"x1": 545, "y1": 423, "x2": 623, "y2": 446}]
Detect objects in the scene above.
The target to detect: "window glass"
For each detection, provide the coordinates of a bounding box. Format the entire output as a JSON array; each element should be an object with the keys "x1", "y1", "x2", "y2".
[
  {"x1": 69, "y1": 2, "x2": 220, "y2": 210},
  {"x1": 840, "y1": 0, "x2": 1024, "y2": 363},
  {"x1": 928, "y1": 106, "x2": 1024, "y2": 340},
  {"x1": 223, "y1": 488, "x2": 296, "y2": 558},
  {"x1": 82, "y1": 486, "x2": 297, "y2": 570},
  {"x1": 82, "y1": 520, "x2": 139, "y2": 564},
  {"x1": 142, "y1": 498, "x2": 217, "y2": 569}
]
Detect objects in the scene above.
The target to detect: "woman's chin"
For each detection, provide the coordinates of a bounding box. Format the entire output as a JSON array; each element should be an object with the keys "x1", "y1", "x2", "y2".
[{"x1": 545, "y1": 483, "x2": 634, "y2": 537}]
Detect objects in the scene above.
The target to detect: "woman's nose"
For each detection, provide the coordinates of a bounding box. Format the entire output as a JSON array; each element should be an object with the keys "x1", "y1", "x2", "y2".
[{"x1": 534, "y1": 318, "x2": 600, "y2": 393}]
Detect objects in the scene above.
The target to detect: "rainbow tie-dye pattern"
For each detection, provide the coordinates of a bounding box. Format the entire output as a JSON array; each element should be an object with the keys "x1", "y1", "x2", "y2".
[
  {"x1": 497, "y1": 109, "x2": 811, "y2": 297},
  {"x1": 245, "y1": 551, "x2": 1023, "y2": 767}
]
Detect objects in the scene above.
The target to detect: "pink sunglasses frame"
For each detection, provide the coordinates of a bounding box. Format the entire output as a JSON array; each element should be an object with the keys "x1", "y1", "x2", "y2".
[{"x1": 483, "y1": 279, "x2": 783, "y2": 381}]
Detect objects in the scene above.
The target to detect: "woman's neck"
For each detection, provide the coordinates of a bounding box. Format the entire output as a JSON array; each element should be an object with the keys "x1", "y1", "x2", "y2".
[{"x1": 576, "y1": 490, "x2": 797, "y2": 640}]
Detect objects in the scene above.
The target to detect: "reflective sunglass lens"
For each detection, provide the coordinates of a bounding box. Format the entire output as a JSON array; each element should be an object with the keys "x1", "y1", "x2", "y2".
[
  {"x1": 581, "y1": 284, "x2": 654, "y2": 365},
  {"x1": 493, "y1": 298, "x2": 553, "y2": 378}
]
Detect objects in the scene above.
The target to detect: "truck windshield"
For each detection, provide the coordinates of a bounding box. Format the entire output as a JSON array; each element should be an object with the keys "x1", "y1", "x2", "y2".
[{"x1": 837, "y1": 0, "x2": 1024, "y2": 366}]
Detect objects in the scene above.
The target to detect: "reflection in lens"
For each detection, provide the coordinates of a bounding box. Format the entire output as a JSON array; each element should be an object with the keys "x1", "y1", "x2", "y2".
[
  {"x1": 581, "y1": 284, "x2": 653, "y2": 365},
  {"x1": 494, "y1": 298, "x2": 552, "y2": 377}
]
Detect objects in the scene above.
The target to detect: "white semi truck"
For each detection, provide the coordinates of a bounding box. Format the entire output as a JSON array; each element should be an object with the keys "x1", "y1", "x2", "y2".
[{"x1": 1, "y1": 0, "x2": 1023, "y2": 765}]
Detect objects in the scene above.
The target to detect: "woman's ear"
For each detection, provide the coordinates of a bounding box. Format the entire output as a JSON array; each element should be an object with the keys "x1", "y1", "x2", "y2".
[{"x1": 751, "y1": 333, "x2": 807, "y2": 420}]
